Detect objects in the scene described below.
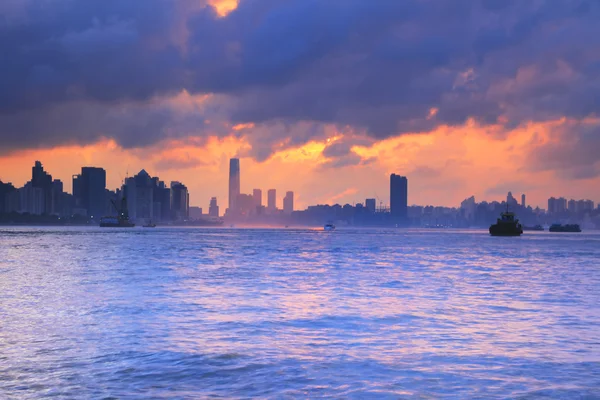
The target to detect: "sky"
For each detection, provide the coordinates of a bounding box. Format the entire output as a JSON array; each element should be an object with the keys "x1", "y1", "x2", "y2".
[{"x1": 1, "y1": 0, "x2": 599, "y2": 210}]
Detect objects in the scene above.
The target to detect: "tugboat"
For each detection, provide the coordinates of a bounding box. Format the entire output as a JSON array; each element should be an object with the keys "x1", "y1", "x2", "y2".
[
  {"x1": 100, "y1": 197, "x2": 135, "y2": 228},
  {"x1": 324, "y1": 222, "x2": 336, "y2": 231},
  {"x1": 489, "y1": 206, "x2": 523, "y2": 236},
  {"x1": 549, "y1": 224, "x2": 582, "y2": 233}
]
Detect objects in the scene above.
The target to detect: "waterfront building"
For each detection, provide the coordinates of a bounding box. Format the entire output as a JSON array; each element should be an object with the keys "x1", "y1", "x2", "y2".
[
  {"x1": 209, "y1": 197, "x2": 219, "y2": 217},
  {"x1": 283, "y1": 191, "x2": 294, "y2": 214},
  {"x1": 390, "y1": 174, "x2": 408, "y2": 223},
  {"x1": 365, "y1": 198, "x2": 376, "y2": 214},
  {"x1": 253, "y1": 189, "x2": 262, "y2": 208},
  {"x1": 31, "y1": 161, "x2": 53, "y2": 214},
  {"x1": 268, "y1": 189, "x2": 277, "y2": 212},
  {"x1": 80, "y1": 167, "x2": 107, "y2": 219},
  {"x1": 229, "y1": 158, "x2": 240, "y2": 214},
  {"x1": 171, "y1": 181, "x2": 189, "y2": 221}
]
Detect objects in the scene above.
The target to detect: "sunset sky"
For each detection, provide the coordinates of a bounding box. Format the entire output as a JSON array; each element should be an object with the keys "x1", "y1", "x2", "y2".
[{"x1": 1, "y1": 0, "x2": 599, "y2": 210}]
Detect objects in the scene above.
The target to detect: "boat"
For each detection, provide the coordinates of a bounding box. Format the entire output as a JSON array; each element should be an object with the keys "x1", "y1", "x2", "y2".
[
  {"x1": 489, "y1": 206, "x2": 523, "y2": 236},
  {"x1": 549, "y1": 224, "x2": 581, "y2": 233},
  {"x1": 99, "y1": 216, "x2": 135, "y2": 228},
  {"x1": 324, "y1": 222, "x2": 336, "y2": 231},
  {"x1": 100, "y1": 197, "x2": 135, "y2": 228},
  {"x1": 523, "y1": 224, "x2": 544, "y2": 231},
  {"x1": 143, "y1": 221, "x2": 156, "y2": 228}
]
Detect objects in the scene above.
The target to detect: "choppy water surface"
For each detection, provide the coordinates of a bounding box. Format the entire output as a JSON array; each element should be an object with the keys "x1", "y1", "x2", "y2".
[{"x1": 1, "y1": 227, "x2": 599, "y2": 399}]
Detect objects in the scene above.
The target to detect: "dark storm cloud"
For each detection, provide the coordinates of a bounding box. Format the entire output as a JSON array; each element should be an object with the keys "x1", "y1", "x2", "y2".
[{"x1": 1, "y1": 0, "x2": 599, "y2": 158}]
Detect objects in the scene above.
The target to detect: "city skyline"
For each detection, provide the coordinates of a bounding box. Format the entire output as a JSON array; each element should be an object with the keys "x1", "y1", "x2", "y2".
[
  {"x1": 2, "y1": 157, "x2": 600, "y2": 213},
  {"x1": 2, "y1": 159, "x2": 598, "y2": 219}
]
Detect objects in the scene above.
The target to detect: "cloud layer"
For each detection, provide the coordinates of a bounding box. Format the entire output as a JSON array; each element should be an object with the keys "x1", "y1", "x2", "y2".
[{"x1": 1, "y1": 0, "x2": 599, "y2": 172}]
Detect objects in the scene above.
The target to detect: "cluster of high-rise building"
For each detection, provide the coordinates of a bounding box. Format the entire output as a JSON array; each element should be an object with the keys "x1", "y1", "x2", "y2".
[
  {"x1": 226, "y1": 158, "x2": 295, "y2": 220},
  {"x1": 547, "y1": 197, "x2": 595, "y2": 215},
  {"x1": 0, "y1": 162, "x2": 70, "y2": 217},
  {"x1": 0, "y1": 161, "x2": 204, "y2": 224}
]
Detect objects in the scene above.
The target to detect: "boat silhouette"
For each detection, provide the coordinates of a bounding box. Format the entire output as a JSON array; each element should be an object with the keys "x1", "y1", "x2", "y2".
[{"x1": 489, "y1": 205, "x2": 523, "y2": 236}]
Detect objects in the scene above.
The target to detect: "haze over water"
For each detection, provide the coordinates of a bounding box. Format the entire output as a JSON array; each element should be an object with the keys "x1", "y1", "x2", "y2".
[{"x1": 1, "y1": 227, "x2": 599, "y2": 398}]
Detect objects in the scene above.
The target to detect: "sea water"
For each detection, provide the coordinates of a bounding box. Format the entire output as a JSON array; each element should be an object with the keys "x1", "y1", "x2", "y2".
[{"x1": 1, "y1": 227, "x2": 599, "y2": 398}]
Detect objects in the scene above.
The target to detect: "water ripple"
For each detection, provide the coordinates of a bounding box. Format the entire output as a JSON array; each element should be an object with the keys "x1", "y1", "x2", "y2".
[{"x1": 1, "y1": 227, "x2": 599, "y2": 398}]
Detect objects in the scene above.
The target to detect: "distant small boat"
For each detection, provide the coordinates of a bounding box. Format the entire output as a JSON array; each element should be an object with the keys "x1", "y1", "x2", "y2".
[
  {"x1": 549, "y1": 224, "x2": 581, "y2": 233},
  {"x1": 523, "y1": 225, "x2": 544, "y2": 231},
  {"x1": 324, "y1": 223, "x2": 336, "y2": 231},
  {"x1": 143, "y1": 221, "x2": 156, "y2": 228}
]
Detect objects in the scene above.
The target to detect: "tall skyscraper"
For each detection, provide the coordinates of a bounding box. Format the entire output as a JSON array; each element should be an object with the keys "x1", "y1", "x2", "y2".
[
  {"x1": 209, "y1": 197, "x2": 219, "y2": 217},
  {"x1": 51, "y1": 179, "x2": 64, "y2": 216},
  {"x1": 267, "y1": 189, "x2": 276, "y2": 211},
  {"x1": 170, "y1": 181, "x2": 189, "y2": 221},
  {"x1": 253, "y1": 189, "x2": 262, "y2": 208},
  {"x1": 154, "y1": 180, "x2": 171, "y2": 222},
  {"x1": 390, "y1": 174, "x2": 408, "y2": 223},
  {"x1": 521, "y1": 194, "x2": 526, "y2": 208},
  {"x1": 229, "y1": 158, "x2": 240, "y2": 213},
  {"x1": 31, "y1": 161, "x2": 53, "y2": 214},
  {"x1": 73, "y1": 174, "x2": 83, "y2": 209},
  {"x1": 81, "y1": 167, "x2": 107, "y2": 219},
  {"x1": 283, "y1": 191, "x2": 294, "y2": 214},
  {"x1": 507, "y1": 192, "x2": 518, "y2": 206}
]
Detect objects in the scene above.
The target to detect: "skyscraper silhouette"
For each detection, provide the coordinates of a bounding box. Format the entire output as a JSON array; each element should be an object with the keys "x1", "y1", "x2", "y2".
[
  {"x1": 283, "y1": 191, "x2": 294, "y2": 214},
  {"x1": 268, "y1": 189, "x2": 276, "y2": 211},
  {"x1": 229, "y1": 158, "x2": 240, "y2": 213},
  {"x1": 253, "y1": 189, "x2": 262, "y2": 208},
  {"x1": 390, "y1": 174, "x2": 408, "y2": 224},
  {"x1": 81, "y1": 167, "x2": 106, "y2": 219}
]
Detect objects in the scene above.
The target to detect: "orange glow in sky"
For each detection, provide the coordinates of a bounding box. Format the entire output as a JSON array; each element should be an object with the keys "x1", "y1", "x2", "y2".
[
  {"x1": 2, "y1": 117, "x2": 598, "y2": 211},
  {"x1": 209, "y1": 0, "x2": 239, "y2": 17}
]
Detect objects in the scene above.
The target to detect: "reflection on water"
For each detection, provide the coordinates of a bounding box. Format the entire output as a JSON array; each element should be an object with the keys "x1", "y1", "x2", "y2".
[{"x1": 1, "y1": 227, "x2": 599, "y2": 398}]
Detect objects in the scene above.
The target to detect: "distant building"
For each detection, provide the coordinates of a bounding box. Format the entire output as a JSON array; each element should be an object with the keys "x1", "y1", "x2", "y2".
[
  {"x1": 460, "y1": 196, "x2": 476, "y2": 222},
  {"x1": 267, "y1": 189, "x2": 277, "y2": 211},
  {"x1": 20, "y1": 182, "x2": 44, "y2": 215},
  {"x1": 390, "y1": 174, "x2": 408, "y2": 223},
  {"x1": 283, "y1": 191, "x2": 294, "y2": 214},
  {"x1": 521, "y1": 194, "x2": 526, "y2": 208},
  {"x1": 507, "y1": 192, "x2": 518, "y2": 207},
  {"x1": 189, "y1": 206, "x2": 203, "y2": 220},
  {"x1": 236, "y1": 193, "x2": 254, "y2": 216},
  {"x1": 0, "y1": 180, "x2": 16, "y2": 213},
  {"x1": 229, "y1": 158, "x2": 240, "y2": 214},
  {"x1": 365, "y1": 198, "x2": 376, "y2": 214},
  {"x1": 253, "y1": 189, "x2": 262, "y2": 208},
  {"x1": 31, "y1": 161, "x2": 53, "y2": 214},
  {"x1": 547, "y1": 197, "x2": 567, "y2": 214},
  {"x1": 80, "y1": 167, "x2": 107, "y2": 219},
  {"x1": 171, "y1": 181, "x2": 189, "y2": 221},
  {"x1": 4, "y1": 188, "x2": 20, "y2": 214},
  {"x1": 568, "y1": 199, "x2": 576, "y2": 213},
  {"x1": 51, "y1": 179, "x2": 65, "y2": 216},
  {"x1": 209, "y1": 197, "x2": 219, "y2": 217},
  {"x1": 154, "y1": 180, "x2": 171, "y2": 222},
  {"x1": 72, "y1": 174, "x2": 84, "y2": 211},
  {"x1": 129, "y1": 170, "x2": 154, "y2": 221}
]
